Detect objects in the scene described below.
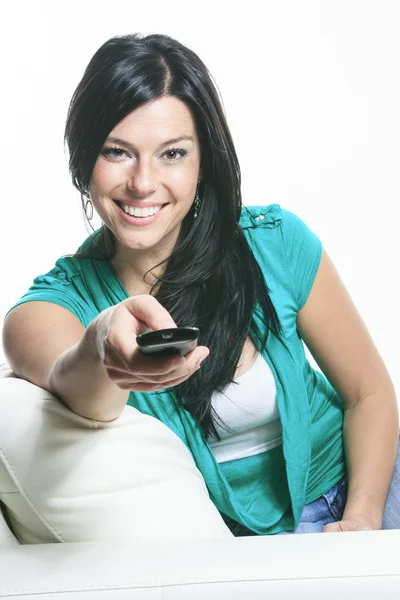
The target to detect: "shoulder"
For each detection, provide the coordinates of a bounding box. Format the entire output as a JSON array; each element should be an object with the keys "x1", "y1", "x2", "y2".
[
  {"x1": 239, "y1": 203, "x2": 283, "y2": 230},
  {"x1": 31, "y1": 231, "x2": 102, "y2": 288},
  {"x1": 239, "y1": 203, "x2": 318, "y2": 249},
  {"x1": 33, "y1": 257, "x2": 84, "y2": 287},
  {"x1": 37, "y1": 229, "x2": 104, "y2": 283},
  {"x1": 240, "y1": 204, "x2": 323, "y2": 312}
]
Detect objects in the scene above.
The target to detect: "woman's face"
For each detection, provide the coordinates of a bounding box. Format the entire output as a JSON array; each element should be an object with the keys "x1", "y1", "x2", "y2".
[{"x1": 89, "y1": 95, "x2": 202, "y2": 257}]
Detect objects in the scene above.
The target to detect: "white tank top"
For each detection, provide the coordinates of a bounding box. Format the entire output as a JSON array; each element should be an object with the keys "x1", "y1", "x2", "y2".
[{"x1": 208, "y1": 353, "x2": 282, "y2": 463}]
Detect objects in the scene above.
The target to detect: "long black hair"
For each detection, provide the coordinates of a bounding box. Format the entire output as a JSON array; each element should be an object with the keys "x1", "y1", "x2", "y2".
[{"x1": 64, "y1": 33, "x2": 282, "y2": 439}]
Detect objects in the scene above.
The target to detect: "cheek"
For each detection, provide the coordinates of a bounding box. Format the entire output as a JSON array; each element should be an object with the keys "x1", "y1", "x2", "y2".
[
  {"x1": 166, "y1": 164, "x2": 199, "y2": 193},
  {"x1": 90, "y1": 162, "x2": 120, "y2": 194}
]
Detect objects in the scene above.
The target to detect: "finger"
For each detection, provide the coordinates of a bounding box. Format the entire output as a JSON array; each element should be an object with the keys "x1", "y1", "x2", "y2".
[
  {"x1": 116, "y1": 370, "x2": 202, "y2": 392},
  {"x1": 129, "y1": 346, "x2": 209, "y2": 378},
  {"x1": 103, "y1": 297, "x2": 178, "y2": 368},
  {"x1": 117, "y1": 357, "x2": 187, "y2": 382},
  {"x1": 103, "y1": 338, "x2": 131, "y2": 370},
  {"x1": 103, "y1": 350, "x2": 183, "y2": 375},
  {"x1": 322, "y1": 522, "x2": 342, "y2": 533},
  {"x1": 107, "y1": 350, "x2": 207, "y2": 386},
  {"x1": 105, "y1": 365, "x2": 185, "y2": 385},
  {"x1": 123, "y1": 295, "x2": 178, "y2": 332}
]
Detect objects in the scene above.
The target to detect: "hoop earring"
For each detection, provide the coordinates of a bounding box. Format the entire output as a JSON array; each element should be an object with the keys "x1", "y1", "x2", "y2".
[
  {"x1": 193, "y1": 187, "x2": 202, "y2": 219},
  {"x1": 84, "y1": 198, "x2": 93, "y2": 221}
]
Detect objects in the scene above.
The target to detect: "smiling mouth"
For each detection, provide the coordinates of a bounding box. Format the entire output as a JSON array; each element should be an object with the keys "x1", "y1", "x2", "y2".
[{"x1": 115, "y1": 201, "x2": 167, "y2": 218}]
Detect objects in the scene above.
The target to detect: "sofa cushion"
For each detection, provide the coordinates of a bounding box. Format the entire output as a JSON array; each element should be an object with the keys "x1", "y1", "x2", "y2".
[
  {"x1": 0, "y1": 376, "x2": 232, "y2": 544},
  {"x1": 0, "y1": 362, "x2": 16, "y2": 379}
]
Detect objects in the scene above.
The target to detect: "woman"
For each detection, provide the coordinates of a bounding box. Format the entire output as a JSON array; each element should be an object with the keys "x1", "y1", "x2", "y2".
[{"x1": 3, "y1": 33, "x2": 399, "y2": 536}]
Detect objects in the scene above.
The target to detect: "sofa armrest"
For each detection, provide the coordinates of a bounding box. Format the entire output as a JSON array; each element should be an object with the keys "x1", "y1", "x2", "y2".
[
  {"x1": 0, "y1": 374, "x2": 232, "y2": 544},
  {"x1": 0, "y1": 364, "x2": 20, "y2": 546},
  {"x1": 0, "y1": 502, "x2": 19, "y2": 547},
  {"x1": 0, "y1": 531, "x2": 399, "y2": 598}
]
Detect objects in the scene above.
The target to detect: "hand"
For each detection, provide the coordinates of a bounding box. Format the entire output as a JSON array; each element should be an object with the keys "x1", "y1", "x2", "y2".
[
  {"x1": 322, "y1": 517, "x2": 378, "y2": 533},
  {"x1": 92, "y1": 295, "x2": 209, "y2": 392}
]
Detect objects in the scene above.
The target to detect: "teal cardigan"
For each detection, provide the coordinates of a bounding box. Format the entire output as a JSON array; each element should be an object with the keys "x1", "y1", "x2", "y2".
[{"x1": 6, "y1": 204, "x2": 346, "y2": 534}]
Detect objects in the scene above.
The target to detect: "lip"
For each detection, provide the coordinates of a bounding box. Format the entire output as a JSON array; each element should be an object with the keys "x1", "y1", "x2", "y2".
[
  {"x1": 114, "y1": 200, "x2": 166, "y2": 209},
  {"x1": 113, "y1": 200, "x2": 168, "y2": 226}
]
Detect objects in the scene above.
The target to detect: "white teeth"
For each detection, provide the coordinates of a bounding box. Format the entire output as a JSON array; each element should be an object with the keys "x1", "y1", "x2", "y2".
[{"x1": 120, "y1": 203, "x2": 162, "y2": 217}]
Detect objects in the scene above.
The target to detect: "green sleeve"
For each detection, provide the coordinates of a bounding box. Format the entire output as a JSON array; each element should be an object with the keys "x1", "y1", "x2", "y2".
[
  {"x1": 280, "y1": 209, "x2": 323, "y2": 311},
  {"x1": 4, "y1": 266, "x2": 91, "y2": 326}
]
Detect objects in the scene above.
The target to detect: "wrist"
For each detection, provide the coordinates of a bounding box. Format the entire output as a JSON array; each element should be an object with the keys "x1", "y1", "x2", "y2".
[
  {"x1": 342, "y1": 511, "x2": 382, "y2": 530},
  {"x1": 343, "y1": 492, "x2": 385, "y2": 530}
]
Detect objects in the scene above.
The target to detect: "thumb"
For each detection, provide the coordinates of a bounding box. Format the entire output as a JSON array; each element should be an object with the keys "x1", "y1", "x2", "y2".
[
  {"x1": 322, "y1": 522, "x2": 343, "y2": 533},
  {"x1": 123, "y1": 295, "x2": 177, "y2": 333}
]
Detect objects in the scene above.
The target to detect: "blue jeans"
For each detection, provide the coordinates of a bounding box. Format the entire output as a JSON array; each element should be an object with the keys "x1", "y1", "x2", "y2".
[{"x1": 228, "y1": 436, "x2": 400, "y2": 536}]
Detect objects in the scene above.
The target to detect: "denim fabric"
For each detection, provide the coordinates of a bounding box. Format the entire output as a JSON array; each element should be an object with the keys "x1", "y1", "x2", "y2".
[
  {"x1": 227, "y1": 435, "x2": 400, "y2": 536},
  {"x1": 382, "y1": 435, "x2": 400, "y2": 530}
]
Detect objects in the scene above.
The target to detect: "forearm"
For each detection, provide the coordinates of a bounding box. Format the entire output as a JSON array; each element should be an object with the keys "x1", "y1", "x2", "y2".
[
  {"x1": 47, "y1": 322, "x2": 130, "y2": 421},
  {"x1": 342, "y1": 387, "x2": 399, "y2": 528}
]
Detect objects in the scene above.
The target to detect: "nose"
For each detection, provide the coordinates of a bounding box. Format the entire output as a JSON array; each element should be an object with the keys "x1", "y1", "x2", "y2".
[{"x1": 126, "y1": 159, "x2": 157, "y2": 197}]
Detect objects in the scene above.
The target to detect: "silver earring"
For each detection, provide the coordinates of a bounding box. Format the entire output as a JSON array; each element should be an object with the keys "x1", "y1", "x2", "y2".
[
  {"x1": 193, "y1": 187, "x2": 201, "y2": 219},
  {"x1": 84, "y1": 198, "x2": 93, "y2": 221}
]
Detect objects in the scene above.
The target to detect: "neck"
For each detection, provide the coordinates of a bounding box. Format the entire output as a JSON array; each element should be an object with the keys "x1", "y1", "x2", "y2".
[{"x1": 111, "y1": 241, "x2": 172, "y2": 297}]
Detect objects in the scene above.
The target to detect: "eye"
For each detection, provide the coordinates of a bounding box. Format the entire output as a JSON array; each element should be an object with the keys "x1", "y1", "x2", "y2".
[
  {"x1": 162, "y1": 148, "x2": 188, "y2": 162},
  {"x1": 100, "y1": 147, "x2": 130, "y2": 160}
]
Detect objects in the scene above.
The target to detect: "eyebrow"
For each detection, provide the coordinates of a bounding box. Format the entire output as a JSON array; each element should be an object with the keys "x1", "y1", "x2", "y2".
[{"x1": 105, "y1": 135, "x2": 195, "y2": 150}]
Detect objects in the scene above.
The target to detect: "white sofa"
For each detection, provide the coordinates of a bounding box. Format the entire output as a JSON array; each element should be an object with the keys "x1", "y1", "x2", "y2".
[{"x1": 1, "y1": 362, "x2": 400, "y2": 599}]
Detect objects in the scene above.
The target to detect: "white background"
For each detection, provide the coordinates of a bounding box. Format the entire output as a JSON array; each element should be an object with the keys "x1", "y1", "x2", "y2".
[{"x1": 0, "y1": 1, "x2": 399, "y2": 396}]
